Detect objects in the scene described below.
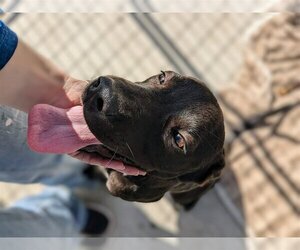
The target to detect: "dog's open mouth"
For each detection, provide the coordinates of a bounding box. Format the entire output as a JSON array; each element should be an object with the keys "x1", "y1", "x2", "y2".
[{"x1": 80, "y1": 144, "x2": 138, "y2": 167}]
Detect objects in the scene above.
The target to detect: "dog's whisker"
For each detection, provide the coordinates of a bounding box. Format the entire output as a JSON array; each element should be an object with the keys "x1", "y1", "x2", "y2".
[
  {"x1": 105, "y1": 146, "x2": 119, "y2": 168},
  {"x1": 126, "y1": 142, "x2": 135, "y2": 160}
]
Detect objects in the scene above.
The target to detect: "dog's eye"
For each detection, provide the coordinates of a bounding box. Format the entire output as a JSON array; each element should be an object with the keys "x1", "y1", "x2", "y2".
[
  {"x1": 174, "y1": 133, "x2": 187, "y2": 154},
  {"x1": 158, "y1": 71, "x2": 166, "y2": 84}
]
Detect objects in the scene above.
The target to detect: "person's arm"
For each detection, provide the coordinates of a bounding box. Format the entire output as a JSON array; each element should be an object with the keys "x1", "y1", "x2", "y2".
[
  {"x1": 0, "y1": 21, "x2": 87, "y2": 112},
  {"x1": 0, "y1": 22, "x2": 145, "y2": 175}
]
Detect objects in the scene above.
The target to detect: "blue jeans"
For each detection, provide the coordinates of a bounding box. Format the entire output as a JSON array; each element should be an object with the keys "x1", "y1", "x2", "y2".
[{"x1": 0, "y1": 106, "x2": 90, "y2": 236}]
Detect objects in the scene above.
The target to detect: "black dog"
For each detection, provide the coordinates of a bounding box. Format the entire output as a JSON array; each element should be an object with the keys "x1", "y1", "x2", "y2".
[{"x1": 81, "y1": 71, "x2": 225, "y2": 209}]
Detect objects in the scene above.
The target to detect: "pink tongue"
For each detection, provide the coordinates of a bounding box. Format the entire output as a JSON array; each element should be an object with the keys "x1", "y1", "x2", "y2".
[{"x1": 28, "y1": 104, "x2": 100, "y2": 154}]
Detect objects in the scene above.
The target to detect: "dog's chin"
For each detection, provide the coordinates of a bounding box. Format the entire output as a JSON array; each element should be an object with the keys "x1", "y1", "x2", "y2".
[{"x1": 106, "y1": 170, "x2": 165, "y2": 202}]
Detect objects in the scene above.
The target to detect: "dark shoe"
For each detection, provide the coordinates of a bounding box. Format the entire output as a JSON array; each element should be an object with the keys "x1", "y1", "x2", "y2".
[{"x1": 81, "y1": 204, "x2": 114, "y2": 236}]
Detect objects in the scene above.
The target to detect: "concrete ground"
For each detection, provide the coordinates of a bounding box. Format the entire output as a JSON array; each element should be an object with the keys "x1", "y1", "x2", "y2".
[
  {"x1": 0, "y1": 9, "x2": 298, "y2": 250},
  {"x1": 75, "y1": 182, "x2": 245, "y2": 237}
]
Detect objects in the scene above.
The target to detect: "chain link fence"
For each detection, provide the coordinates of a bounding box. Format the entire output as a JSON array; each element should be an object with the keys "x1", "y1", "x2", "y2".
[{"x1": 2, "y1": 13, "x2": 269, "y2": 90}]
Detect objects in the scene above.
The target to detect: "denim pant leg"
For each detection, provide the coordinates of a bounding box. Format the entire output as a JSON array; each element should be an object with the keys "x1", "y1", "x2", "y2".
[
  {"x1": 0, "y1": 187, "x2": 87, "y2": 236},
  {"x1": 0, "y1": 105, "x2": 89, "y2": 186},
  {"x1": 0, "y1": 106, "x2": 90, "y2": 236}
]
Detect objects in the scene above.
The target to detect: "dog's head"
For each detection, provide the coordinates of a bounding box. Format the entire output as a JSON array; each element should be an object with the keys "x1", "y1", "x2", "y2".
[{"x1": 82, "y1": 71, "x2": 225, "y2": 204}]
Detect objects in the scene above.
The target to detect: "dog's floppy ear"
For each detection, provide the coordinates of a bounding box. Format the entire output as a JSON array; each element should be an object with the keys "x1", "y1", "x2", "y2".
[
  {"x1": 171, "y1": 150, "x2": 225, "y2": 210},
  {"x1": 198, "y1": 154, "x2": 224, "y2": 187},
  {"x1": 179, "y1": 150, "x2": 225, "y2": 186}
]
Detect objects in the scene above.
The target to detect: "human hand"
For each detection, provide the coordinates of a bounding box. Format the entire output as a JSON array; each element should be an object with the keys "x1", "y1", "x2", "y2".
[{"x1": 48, "y1": 76, "x2": 89, "y2": 108}]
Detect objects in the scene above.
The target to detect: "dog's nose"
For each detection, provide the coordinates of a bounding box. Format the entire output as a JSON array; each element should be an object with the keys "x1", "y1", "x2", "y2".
[
  {"x1": 87, "y1": 76, "x2": 113, "y2": 112},
  {"x1": 90, "y1": 76, "x2": 111, "y2": 92}
]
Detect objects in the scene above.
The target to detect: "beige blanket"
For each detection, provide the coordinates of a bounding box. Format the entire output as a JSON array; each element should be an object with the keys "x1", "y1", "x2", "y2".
[{"x1": 219, "y1": 13, "x2": 300, "y2": 236}]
